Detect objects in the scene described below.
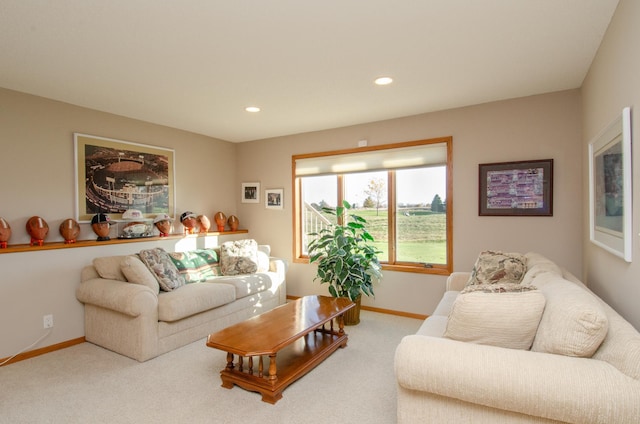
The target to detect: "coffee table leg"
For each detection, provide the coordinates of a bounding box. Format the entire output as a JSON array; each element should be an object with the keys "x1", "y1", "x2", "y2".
[
  {"x1": 268, "y1": 354, "x2": 278, "y2": 382},
  {"x1": 226, "y1": 352, "x2": 234, "y2": 370}
]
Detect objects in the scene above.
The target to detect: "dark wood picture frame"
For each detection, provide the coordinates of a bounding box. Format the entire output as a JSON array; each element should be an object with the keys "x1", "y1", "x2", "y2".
[{"x1": 479, "y1": 159, "x2": 553, "y2": 216}]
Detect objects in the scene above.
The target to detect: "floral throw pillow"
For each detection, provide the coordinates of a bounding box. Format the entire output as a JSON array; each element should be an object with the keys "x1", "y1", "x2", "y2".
[
  {"x1": 220, "y1": 239, "x2": 259, "y2": 276},
  {"x1": 139, "y1": 248, "x2": 186, "y2": 291},
  {"x1": 466, "y1": 250, "x2": 527, "y2": 286}
]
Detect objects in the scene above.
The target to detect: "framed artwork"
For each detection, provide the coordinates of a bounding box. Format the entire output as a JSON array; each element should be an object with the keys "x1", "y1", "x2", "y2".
[
  {"x1": 265, "y1": 188, "x2": 284, "y2": 210},
  {"x1": 74, "y1": 133, "x2": 175, "y2": 222},
  {"x1": 589, "y1": 107, "x2": 632, "y2": 262},
  {"x1": 241, "y1": 182, "x2": 260, "y2": 203},
  {"x1": 479, "y1": 159, "x2": 553, "y2": 216}
]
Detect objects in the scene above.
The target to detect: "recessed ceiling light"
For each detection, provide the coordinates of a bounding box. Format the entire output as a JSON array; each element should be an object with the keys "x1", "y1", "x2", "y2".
[
  {"x1": 374, "y1": 76, "x2": 393, "y2": 86},
  {"x1": 245, "y1": 106, "x2": 261, "y2": 113}
]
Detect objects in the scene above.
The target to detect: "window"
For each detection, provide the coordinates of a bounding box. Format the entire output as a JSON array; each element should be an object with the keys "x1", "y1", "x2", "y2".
[{"x1": 293, "y1": 137, "x2": 452, "y2": 274}]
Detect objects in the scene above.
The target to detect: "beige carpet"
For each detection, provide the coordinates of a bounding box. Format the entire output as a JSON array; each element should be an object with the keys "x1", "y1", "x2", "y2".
[{"x1": 0, "y1": 310, "x2": 421, "y2": 424}]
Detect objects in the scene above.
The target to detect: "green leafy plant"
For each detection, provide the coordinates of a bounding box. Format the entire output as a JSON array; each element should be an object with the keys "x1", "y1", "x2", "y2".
[{"x1": 308, "y1": 200, "x2": 382, "y2": 301}]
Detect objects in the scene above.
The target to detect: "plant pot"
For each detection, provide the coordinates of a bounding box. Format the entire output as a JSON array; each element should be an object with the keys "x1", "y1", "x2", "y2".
[{"x1": 342, "y1": 294, "x2": 362, "y2": 325}]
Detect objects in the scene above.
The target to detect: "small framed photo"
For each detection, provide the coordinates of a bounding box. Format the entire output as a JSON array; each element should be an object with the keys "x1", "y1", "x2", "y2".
[
  {"x1": 241, "y1": 182, "x2": 260, "y2": 203},
  {"x1": 265, "y1": 188, "x2": 284, "y2": 210},
  {"x1": 479, "y1": 159, "x2": 553, "y2": 216}
]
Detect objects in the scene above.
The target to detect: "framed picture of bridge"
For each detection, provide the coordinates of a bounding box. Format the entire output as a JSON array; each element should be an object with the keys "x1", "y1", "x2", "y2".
[{"x1": 74, "y1": 133, "x2": 176, "y2": 222}]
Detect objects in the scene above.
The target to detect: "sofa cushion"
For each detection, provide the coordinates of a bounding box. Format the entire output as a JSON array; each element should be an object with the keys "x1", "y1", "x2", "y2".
[
  {"x1": 220, "y1": 239, "x2": 259, "y2": 275},
  {"x1": 139, "y1": 248, "x2": 186, "y2": 292},
  {"x1": 168, "y1": 249, "x2": 221, "y2": 283},
  {"x1": 120, "y1": 255, "x2": 160, "y2": 294},
  {"x1": 93, "y1": 256, "x2": 129, "y2": 281},
  {"x1": 157, "y1": 282, "x2": 236, "y2": 322},
  {"x1": 444, "y1": 285, "x2": 545, "y2": 350},
  {"x1": 532, "y1": 273, "x2": 609, "y2": 357},
  {"x1": 466, "y1": 250, "x2": 527, "y2": 286}
]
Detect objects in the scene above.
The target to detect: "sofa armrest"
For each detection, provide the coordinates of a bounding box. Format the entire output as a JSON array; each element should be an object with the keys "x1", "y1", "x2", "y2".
[
  {"x1": 269, "y1": 256, "x2": 288, "y2": 277},
  {"x1": 446, "y1": 272, "x2": 470, "y2": 291},
  {"x1": 395, "y1": 335, "x2": 640, "y2": 424},
  {"x1": 76, "y1": 278, "x2": 158, "y2": 318}
]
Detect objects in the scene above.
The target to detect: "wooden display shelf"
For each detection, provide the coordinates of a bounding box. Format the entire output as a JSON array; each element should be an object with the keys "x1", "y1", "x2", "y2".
[{"x1": 0, "y1": 229, "x2": 248, "y2": 255}]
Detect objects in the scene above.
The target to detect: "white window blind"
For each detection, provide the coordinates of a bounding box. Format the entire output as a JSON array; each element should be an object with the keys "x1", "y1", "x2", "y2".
[{"x1": 294, "y1": 142, "x2": 447, "y2": 177}]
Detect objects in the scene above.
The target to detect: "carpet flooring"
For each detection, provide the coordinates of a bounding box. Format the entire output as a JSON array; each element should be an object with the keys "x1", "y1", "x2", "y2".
[{"x1": 0, "y1": 310, "x2": 422, "y2": 424}]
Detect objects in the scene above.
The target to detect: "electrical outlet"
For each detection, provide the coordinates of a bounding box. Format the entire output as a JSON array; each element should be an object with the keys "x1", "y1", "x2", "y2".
[{"x1": 43, "y1": 314, "x2": 53, "y2": 329}]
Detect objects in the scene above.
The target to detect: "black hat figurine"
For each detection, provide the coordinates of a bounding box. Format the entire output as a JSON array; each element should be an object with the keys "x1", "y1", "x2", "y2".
[{"x1": 91, "y1": 213, "x2": 112, "y2": 241}]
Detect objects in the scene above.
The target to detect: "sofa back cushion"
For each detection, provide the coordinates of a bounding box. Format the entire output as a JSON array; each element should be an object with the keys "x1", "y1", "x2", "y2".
[
  {"x1": 466, "y1": 250, "x2": 527, "y2": 286},
  {"x1": 120, "y1": 255, "x2": 160, "y2": 294},
  {"x1": 444, "y1": 284, "x2": 545, "y2": 350},
  {"x1": 93, "y1": 256, "x2": 129, "y2": 281},
  {"x1": 531, "y1": 273, "x2": 608, "y2": 357}
]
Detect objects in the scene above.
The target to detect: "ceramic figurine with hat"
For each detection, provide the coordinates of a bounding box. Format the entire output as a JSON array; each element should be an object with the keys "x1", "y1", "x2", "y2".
[
  {"x1": 180, "y1": 211, "x2": 197, "y2": 234},
  {"x1": 153, "y1": 213, "x2": 173, "y2": 237},
  {"x1": 59, "y1": 218, "x2": 80, "y2": 244},
  {"x1": 0, "y1": 217, "x2": 11, "y2": 248},
  {"x1": 26, "y1": 216, "x2": 49, "y2": 246},
  {"x1": 91, "y1": 213, "x2": 112, "y2": 241}
]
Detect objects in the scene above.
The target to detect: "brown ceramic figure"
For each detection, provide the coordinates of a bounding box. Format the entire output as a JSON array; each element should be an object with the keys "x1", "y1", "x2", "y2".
[
  {"x1": 59, "y1": 218, "x2": 80, "y2": 244},
  {"x1": 214, "y1": 212, "x2": 226, "y2": 232},
  {"x1": 26, "y1": 216, "x2": 49, "y2": 246},
  {"x1": 197, "y1": 214, "x2": 211, "y2": 233},
  {"x1": 91, "y1": 213, "x2": 112, "y2": 241},
  {"x1": 180, "y1": 211, "x2": 197, "y2": 234},
  {"x1": 0, "y1": 217, "x2": 11, "y2": 248},
  {"x1": 153, "y1": 213, "x2": 173, "y2": 237},
  {"x1": 227, "y1": 215, "x2": 239, "y2": 232}
]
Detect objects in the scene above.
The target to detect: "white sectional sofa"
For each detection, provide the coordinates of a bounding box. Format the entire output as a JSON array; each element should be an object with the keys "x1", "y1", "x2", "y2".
[
  {"x1": 394, "y1": 252, "x2": 640, "y2": 424},
  {"x1": 76, "y1": 241, "x2": 286, "y2": 362}
]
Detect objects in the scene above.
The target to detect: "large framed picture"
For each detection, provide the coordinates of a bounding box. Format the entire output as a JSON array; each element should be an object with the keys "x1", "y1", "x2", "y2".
[
  {"x1": 74, "y1": 133, "x2": 176, "y2": 222},
  {"x1": 479, "y1": 159, "x2": 553, "y2": 216},
  {"x1": 588, "y1": 107, "x2": 632, "y2": 262},
  {"x1": 241, "y1": 182, "x2": 260, "y2": 203}
]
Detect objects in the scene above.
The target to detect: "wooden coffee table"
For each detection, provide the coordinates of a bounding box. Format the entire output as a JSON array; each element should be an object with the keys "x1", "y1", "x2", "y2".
[{"x1": 206, "y1": 295, "x2": 355, "y2": 404}]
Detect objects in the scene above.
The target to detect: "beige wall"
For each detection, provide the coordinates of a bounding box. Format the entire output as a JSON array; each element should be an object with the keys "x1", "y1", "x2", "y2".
[
  {"x1": 237, "y1": 90, "x2": 583, "y2": 316},
  {"x1": 582, "y1": 0, "x2": 640, "y2": 329},
  {"x1": 0, "y1": 88, "x2": 240, "y2": 359},
  {"x1": 8, "y1": 6, "x2": 637, "y2": 358}
]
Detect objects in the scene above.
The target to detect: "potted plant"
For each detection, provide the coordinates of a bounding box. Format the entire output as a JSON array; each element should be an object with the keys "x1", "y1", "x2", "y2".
[{"x1": 308, "y1": 200, "x2": 382, "y2": 324}]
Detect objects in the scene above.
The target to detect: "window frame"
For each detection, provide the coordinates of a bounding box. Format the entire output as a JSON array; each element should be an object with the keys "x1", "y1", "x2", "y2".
[{"x1": 292, "y1": 137, "x2": 453, "y2": 275}]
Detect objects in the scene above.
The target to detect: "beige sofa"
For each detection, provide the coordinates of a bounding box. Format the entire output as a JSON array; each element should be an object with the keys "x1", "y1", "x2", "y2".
[
  {"x1": 76, "y1": 244, "x2": 286, "y2": 362},
  {"x1": 394, "y1": 252, "x2": 640, "y2": 424}
]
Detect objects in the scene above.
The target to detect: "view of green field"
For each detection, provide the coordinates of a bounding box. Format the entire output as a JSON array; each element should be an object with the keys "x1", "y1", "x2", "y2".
[{"x1": 315, "y1": 208, "x2": 447, "y2": 264}]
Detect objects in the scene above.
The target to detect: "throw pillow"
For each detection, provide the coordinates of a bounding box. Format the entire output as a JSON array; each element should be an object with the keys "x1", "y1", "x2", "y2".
[
  {"x1": 220, "y1": 239, "x2": 259, "y2": 276},
  {"x1": 139, "y1": 248, "x2": 185, "y2": 292},
  {"x1": 444, "y1": 285, "x2": 545, "y2": 350},
  {"x1": 168, "y1": 249, "x2": 221, "y2": 283},
  {"x1": 531, "y1": 273, "x2": 608, "y2": 357},
  {"x1": 466, "y1": 250, "x2": 527, "y2": 286},
  {"x1": 120, "y1": 255, "x2": 160, "y2": 294}
]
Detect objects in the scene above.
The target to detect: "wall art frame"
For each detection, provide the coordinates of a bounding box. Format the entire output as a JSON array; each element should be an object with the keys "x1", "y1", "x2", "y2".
[
  {"x1": 588, "y1": 107, "x2": 632, "y2": 262},
  {"x1": 265, "y1": 188, "x2": 284, "y2": 210},
  {"x1": 479, "y1": 159, "x2": 553, "y2": 216},
  {"x1": 74, "y1": 133, "x2": 176, "y2": 223},
  {"x1": 241, "y1": 182, "x2": 260, "y2": 203}
]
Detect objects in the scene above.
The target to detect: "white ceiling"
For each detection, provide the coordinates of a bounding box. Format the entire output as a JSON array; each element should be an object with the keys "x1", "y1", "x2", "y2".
[{"x1": 0, "y1": 1, "x2": 619, "y2": 143}]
